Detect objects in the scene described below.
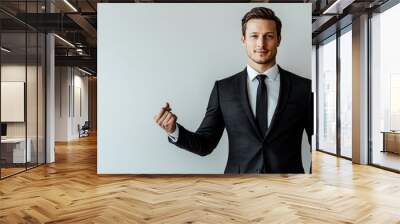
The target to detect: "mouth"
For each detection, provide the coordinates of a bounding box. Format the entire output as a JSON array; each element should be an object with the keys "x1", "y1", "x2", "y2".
[{"x1": 255, "y1": 51, "x2": 268, "y2": 54}]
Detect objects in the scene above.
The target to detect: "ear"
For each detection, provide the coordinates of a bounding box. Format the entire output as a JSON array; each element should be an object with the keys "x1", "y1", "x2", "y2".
[
  {"x1": 277, "y1": 35, "x2": 281, "y2": 47},
  {"x1": 241, "y1": 35, "x2": 245, "y2": 46}
]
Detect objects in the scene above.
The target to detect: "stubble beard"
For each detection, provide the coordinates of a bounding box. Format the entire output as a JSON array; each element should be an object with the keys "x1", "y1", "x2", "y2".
[{"x1": 250, "y1": 53, "x2": 275, "y2": 66}]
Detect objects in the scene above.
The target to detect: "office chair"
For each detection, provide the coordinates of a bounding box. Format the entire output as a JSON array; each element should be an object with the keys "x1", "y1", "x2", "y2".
[{"x1": 79, "y1": 121, "x2": 90, "y2": 138}]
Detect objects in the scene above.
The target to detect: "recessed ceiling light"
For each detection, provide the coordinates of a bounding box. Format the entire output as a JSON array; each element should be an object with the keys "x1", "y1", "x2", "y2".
[
  {"x1": 63, "y1": 0, "x2": 78, "y2": 12},
  {"x1": 1, "y1": 47, "x2": 11, "y2": 53},
  {"x1": 78, "y1": 67, "x2": 93, "y2": 76},
  {"x1": 54, "y1": 34, "x2": 75, "y2": 48},
  {"x1": 323, "y1": 0, "x2": 344, "y2": 14}
]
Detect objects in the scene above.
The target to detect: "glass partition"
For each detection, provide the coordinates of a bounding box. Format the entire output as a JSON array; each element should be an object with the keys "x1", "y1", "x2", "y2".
[
  {"x1": 1, "y1": 31, "x2": 28, "y2": 177},
  {"x1": 0, "y1": 1, "x2": 46, "y2": 179}
]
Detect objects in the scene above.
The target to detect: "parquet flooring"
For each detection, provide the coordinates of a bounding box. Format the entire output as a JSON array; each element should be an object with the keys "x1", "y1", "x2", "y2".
[
  {"x1": 0, "y1": 167, "x2": 26, "y2": 178},
  {"x1": 0, "y1": 134, "x2": 400, "y2": 223}
]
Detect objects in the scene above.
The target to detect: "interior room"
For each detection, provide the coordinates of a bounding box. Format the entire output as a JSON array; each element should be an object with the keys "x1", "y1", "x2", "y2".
[{"x1": 0, "y1": 0, "x2": 399, "y2": 223}]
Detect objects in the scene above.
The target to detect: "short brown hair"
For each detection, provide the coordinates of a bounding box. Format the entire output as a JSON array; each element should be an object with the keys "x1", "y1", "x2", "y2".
[{"x1": 241, "y1": 7, "x2": 282, "y2": 39}]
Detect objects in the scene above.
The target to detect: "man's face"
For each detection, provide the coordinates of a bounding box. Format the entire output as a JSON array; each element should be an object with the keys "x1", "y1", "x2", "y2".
[{"x1": 241, "y1": 19, "x2": 281, "y2": 66}]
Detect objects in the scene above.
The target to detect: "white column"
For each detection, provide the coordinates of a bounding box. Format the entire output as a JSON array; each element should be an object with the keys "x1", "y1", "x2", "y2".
[
  {"x1": 352, "y1": 14, "x2": 369, "y2": 164},
  {"x1": 46, "y1": 32, "x2": 55, "y2": 163},
  {"x1": 45, "y1": 0, "x2": 56, "y2": 163}
]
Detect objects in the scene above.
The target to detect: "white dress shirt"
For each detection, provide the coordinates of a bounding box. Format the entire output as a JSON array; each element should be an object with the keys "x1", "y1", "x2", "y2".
[
  {"x1": 168, "y1": 64, "x2": 281, "y2": 142},
  {"x1": 246, "y1": 64, "x2": 280, "y2": 126}
]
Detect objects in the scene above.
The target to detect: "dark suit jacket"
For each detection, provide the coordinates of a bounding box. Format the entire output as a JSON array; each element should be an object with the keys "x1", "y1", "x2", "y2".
[{"x1": 168, "y1": 66, "x2": 313, "y2": 173}]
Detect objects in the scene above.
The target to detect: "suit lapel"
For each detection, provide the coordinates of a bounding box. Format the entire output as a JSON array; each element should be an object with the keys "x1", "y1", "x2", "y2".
[
  {"x1": 237, "y1": 69, "x2": 263, "y2": 140},
  {"x1": 264, "y1": 65, "x2": 291, "y2": 140}
]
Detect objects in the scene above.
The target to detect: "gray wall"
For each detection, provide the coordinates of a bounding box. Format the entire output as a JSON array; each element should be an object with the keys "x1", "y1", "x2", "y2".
[{"x1": 98, "y1": 3, "x2": 312, "y2": 174}]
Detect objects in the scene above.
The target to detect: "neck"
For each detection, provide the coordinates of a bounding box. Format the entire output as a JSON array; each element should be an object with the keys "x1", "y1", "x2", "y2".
[{"x1": 248, "y1": 60, "x2": 276, "y2": 73}]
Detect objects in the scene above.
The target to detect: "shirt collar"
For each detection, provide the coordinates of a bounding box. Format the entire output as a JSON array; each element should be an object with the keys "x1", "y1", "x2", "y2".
[{"x1": 247, "y1": 64, "x2": 279, "y2": 81}]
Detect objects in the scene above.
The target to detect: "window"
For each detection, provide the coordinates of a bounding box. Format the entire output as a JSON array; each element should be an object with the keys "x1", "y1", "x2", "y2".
[
  {"x1": 318, "y1": 36, "x2": 337, "y2": 154},
  {"x1": 370, "y1": 2, "x2": 400, "y2": 171},
  {"x1": 339, "y1": 28, "x2": 352, "y2": 158}
]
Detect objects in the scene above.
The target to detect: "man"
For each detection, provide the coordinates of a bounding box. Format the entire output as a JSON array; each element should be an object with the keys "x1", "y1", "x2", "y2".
[{"x1": 154, "y1": 7, "x2": 313, "y2": 173}]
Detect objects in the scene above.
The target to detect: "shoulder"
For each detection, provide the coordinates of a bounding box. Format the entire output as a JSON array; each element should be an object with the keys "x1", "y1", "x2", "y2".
[
  {"x1": 280, "y1": 67, "x2": 311, "y2": 90},
  {"x1": 215, "y1": 69, "x2": 245, "y2": 87}
]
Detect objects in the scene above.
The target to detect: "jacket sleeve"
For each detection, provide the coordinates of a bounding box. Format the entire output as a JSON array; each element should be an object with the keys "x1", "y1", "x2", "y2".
[{"x1": 168, "y1": 81, "x2": 225, "y2": 156}]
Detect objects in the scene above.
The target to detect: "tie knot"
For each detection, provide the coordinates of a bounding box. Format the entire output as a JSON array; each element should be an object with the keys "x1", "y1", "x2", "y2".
[{"x1": 256, "y1": 74, "x2": 266, "y2": 83}]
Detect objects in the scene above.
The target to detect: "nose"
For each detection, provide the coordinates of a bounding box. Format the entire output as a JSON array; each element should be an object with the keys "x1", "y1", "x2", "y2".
[{"x1": 256, "y1": 36, "x2": 265, "y2": 49}]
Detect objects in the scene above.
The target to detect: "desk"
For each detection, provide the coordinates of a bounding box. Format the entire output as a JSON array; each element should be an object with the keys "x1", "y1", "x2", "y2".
[
  {"x1": 1, "y1": 138, "x2": 32, "y2": 163},
  {"x1": 381, "y1": 131, "x2": 400, "y2": 154}
]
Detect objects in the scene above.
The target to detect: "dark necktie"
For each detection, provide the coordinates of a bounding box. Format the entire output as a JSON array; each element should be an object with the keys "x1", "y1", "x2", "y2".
[{"x1": 255, "y1": 75, "x2": 268, "y2": 136}]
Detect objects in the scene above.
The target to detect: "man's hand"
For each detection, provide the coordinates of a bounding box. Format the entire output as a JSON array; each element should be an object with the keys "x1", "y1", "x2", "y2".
[{"x1": 154, "y1": 102, "x2": 178, "y2": 134}]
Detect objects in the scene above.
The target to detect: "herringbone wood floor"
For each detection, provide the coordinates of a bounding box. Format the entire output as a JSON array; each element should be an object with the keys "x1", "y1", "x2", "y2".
[{"x1": 1, "y1": 134, "x2": 400, "y2": 224}]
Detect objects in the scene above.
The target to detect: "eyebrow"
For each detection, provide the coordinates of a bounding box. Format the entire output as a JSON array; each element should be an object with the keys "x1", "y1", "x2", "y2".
[{"x1": 249, "y1": 32, "x2": 275, "y2": 35}]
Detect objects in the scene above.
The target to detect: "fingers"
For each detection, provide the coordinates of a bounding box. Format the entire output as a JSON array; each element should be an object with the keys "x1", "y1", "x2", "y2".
[
  {"x1": 159, "y1": 111, "x2": 177, "y2": 131},
  {"x1": 162, "y1": 112, "x2": 173, "y2": 127},
  {"x1": 157, "y1": 111, "x2": 169, "y2": 126},
  {"x1": 164, "y1": 102, "x2": 171, "y2": 112},
  {"x1": 154, "y1": 102, "x2": 177, "y2": 132},
  {"x1": 167, "y1": 114, "x2": 177, "y2": 127},
  {"x1": 154, "y1": 102, "x2": 172, "y2": 121},
  {"x1": 154, "y1": 108, "x2": 164, "y2": 121},
  {"x1": 164, "y1": 113, "x2": 177, "y2": 133}
]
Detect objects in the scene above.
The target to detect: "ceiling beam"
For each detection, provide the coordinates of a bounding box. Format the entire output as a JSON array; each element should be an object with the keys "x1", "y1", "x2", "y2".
[
  {"x1": 67, "y1": 13, "x2": 97, "y2": 46},
  {"x1": 55, "y1": 55, "x2": 96, "y2": 70}
]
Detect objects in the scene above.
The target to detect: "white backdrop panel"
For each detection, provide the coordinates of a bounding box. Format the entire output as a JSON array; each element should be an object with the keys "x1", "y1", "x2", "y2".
[{"x1": 98, "y1": 3, "x2": 311, "y2": 174}]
